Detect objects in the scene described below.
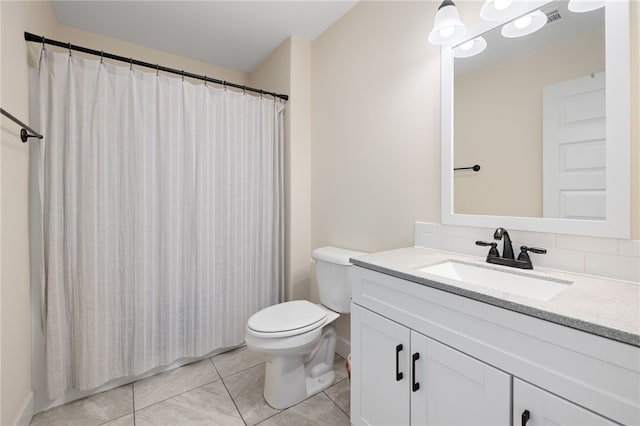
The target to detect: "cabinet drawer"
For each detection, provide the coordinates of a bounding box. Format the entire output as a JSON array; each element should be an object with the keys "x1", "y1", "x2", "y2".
[{"x1": 514, "y1": 379, "x2": 617, "y2": 426}]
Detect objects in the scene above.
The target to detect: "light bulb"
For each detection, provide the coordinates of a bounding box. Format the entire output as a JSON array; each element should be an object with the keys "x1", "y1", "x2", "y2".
[
  {"x1": 439, "y1": 26, "x2": 456, "y2": 38},
  {"x1": 514, "y1": 15, "x2": 532, "y2": 29},
  {"x1": 460, "y1": 40, "x2": 474, "y2": 51},
  {"x1": 494, "y1": 0, "x2": 513, "y2": 11}
]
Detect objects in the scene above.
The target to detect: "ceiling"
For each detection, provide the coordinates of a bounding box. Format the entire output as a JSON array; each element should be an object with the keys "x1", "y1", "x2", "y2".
[{"x1": 50, "y1": 1, "x2": 358, "y2": 73}]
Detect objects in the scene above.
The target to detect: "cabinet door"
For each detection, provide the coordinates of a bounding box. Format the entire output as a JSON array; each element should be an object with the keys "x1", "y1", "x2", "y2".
[
  {"x1": 351, "y1": 304, "x2": 411, "y2": 426},
  {"x1": 513, "y1": 379, "x2": 617, "y2": 426},
  {"x1": 410, "y1": 331, "x2": 510, "y2": 426}
]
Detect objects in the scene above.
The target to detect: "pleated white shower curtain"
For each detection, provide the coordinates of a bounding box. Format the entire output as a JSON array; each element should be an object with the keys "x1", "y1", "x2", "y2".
[{"x1": 31, "y1": 50, "x2": 285, "y2": 399}]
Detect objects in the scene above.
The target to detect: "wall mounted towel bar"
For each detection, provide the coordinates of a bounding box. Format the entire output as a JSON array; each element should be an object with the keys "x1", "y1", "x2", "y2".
[
  {"x1": 454, "y1": 165, "x2": 480, "y2": 172},
  {"x1": 1, "y1": 108, "x2": 43, "y2": 142}
]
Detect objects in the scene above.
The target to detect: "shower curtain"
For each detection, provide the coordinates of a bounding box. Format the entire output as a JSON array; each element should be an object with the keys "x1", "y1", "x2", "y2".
[{"x1": 31, "y1": 50, "x2": 285, "y2": 399}]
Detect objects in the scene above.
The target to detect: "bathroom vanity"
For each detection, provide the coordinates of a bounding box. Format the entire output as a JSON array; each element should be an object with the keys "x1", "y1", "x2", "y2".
[{"x1": 350, "y1": 247, "x2": 639, "y2": 426}]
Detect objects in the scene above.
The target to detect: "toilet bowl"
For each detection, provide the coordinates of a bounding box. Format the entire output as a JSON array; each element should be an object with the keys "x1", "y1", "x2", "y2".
[{"x1": 245, "y1": 246, "x2": 364, "y2": 409}]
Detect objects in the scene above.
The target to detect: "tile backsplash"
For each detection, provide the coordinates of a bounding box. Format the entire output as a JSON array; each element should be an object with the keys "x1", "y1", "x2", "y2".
[{"x1": 414, "y1": 222, "x2": 640, "y2": 283}]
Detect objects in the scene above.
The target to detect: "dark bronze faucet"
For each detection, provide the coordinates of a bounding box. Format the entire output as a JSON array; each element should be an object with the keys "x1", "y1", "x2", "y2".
[
  {"x1": 493, "y1": 227, "x2": 514, "y2": 259},
  {"x1": 476, "y1": 227, "x2": 547, "y2": 270}
]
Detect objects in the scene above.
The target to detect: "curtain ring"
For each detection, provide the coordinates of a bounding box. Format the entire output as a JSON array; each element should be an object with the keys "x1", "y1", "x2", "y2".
[
  {"x1": 41, "y1": 36, "x2": 46, "y2": 51},
  {"x1": 100, "y1": 50, "x2": 104, "y2": 64},
  {"x1": 68, "y1": 42, "x2": 72, "y2": 57},
  {"x1": 156, "y1": 64, "x2": 159, "y2": 76},
  {"x1": 260, "y1": 90, "x2": 264, "y2": 99},
  {"x1": 242, "y1": 86, "x2": 246, "y2": 95},
  {"x1": 204, "y1": 75, "x2": 207, "y2": 87},
  {"x1": 181, "y1": 70, "x2": 184, "y2": 82},
  {"x1": 223, "y1": 81, "x2": 227, "y2": 91},
  {"x1": 129, "y1": 58, "x2": 133, "y2": 71}
]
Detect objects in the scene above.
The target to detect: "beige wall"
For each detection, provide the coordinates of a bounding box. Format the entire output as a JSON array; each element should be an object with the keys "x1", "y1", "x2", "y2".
[
  {"x1": 310, "y1": 0, "x2": 639, "y2": 345},
  {"x1": 310, "y1": 1, "x2": 443, "y2": 340},
  {"x1": 454, "y1": 30, "x2": 605, "y2": 217},
  {"x1": 251, "y1": 36, "x2": 312, "y2": 302},
  {"x1": 1, "y1": 3, "x2": 58, "y2": 424}
]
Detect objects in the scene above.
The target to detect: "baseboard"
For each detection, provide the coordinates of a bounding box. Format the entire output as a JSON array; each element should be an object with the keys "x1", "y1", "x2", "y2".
[
  {"x1": 13, "y1": 390, "x2": 34, "y2": 426},
  {"x1": 335, "y1": 335, "x2": 350, "y2": 359}
]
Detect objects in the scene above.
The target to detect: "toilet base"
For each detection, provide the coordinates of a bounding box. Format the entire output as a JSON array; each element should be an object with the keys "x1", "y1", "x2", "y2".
[{"x1": 263, "y1": 326, "x2": 337, "y2": 409}]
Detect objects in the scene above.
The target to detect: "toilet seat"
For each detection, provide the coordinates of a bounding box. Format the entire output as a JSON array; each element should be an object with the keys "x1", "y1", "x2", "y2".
[{"x1": 247, "y1": 300, "x2": 328, "y2": 338}]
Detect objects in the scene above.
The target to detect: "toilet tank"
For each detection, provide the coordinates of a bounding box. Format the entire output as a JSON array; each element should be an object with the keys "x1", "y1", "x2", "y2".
[{"x1": 312, "y1": 246, "x2": 366, "y2": 314}]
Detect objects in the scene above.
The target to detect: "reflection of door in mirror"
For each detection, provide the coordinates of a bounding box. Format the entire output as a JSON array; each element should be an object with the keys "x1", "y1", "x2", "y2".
[{"x1": 543, "y1": 72, "x2": 606, "y2": 220}]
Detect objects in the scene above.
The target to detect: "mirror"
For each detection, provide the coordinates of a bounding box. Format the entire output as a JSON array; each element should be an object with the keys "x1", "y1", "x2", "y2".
[{"x1": 441, "y1": 0, "x2": 630, "y2": 238}]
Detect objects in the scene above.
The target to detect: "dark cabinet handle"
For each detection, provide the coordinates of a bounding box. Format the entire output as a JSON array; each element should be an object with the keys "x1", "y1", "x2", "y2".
[
  {"x1": 521, "y1": 410, "x2": 530, "y2": 426},
  {"x1": 395, "y1": 344, "x2": 403, "y2": 381},
  {"x1": 412, "y1": 352, "x2": 420, "y2": 392}
]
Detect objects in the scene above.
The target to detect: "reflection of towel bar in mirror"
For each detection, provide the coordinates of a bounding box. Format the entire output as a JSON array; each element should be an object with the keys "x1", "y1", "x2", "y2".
[{"x1": 454, "y1": 165, "x2": 480, "y2": 172}]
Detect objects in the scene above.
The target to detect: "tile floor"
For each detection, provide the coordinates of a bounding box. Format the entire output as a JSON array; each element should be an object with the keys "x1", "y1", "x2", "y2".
[{"x1": 30, "y1": 347, "x2": 351, "y2": 426}]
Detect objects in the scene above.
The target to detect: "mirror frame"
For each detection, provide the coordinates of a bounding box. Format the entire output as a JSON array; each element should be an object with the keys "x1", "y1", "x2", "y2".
[{"x1": 441, "y1": 0, "x2": 630, "y2": 238}]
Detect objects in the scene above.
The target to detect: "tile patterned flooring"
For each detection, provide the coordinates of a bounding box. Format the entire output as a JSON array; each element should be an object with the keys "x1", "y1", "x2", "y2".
[{"x1": 30, "y1": 347, "x2": 351, "y2": 426}]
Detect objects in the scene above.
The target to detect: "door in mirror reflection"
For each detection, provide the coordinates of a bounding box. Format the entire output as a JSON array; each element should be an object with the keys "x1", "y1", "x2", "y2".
[{"x1": 542, "y1": 72, "x2": 606, "y2": 219}]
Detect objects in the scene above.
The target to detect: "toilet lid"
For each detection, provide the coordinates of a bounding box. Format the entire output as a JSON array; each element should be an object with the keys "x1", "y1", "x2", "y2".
[{"x1": 247, "y1": 300, "x2": 327, "y2": 337}]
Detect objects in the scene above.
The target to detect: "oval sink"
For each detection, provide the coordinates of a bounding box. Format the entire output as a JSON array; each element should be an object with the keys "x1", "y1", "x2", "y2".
[{"x1": 417, "y1": 260, "x2": 572, "y2": 301}]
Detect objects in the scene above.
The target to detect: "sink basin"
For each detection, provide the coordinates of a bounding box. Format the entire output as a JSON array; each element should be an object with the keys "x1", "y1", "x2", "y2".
[{"x1": 417, "y1": 260, "x2": 572, "y2": 301}]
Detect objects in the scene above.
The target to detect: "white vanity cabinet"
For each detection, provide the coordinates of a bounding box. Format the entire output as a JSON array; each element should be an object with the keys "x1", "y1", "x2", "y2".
[
  {"x1": 351, "y1": 266, "x2": 640, "y2": 426},
  {"x1": 352, "y1": 304, "x2": 510, "y2": 426}
]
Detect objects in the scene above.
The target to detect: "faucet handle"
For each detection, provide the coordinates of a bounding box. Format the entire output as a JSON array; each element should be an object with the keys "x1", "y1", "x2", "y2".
[
  {"x1": 517, "y1": 246, "x2": 547, "y2": 262},
  {"x1": 520, "y1": 246, "x2": 547, "y2": 255},
  {"x1": 476, "y1": 241, "x2": 499, "y2": 258}
]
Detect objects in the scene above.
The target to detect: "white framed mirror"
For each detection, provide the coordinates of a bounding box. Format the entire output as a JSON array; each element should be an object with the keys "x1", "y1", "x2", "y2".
[{"x1": 441, "y1": 0, "x2": 630, "y2": 238}]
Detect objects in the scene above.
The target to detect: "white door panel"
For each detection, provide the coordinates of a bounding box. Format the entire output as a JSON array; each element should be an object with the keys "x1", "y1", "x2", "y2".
[
  {"x1": 410, "y1": 332, "x2": 510, "y2": 426},
  {"x1": 351, "y1": 304, "x2": 410, "y2": 426},
  {"x1": 543, "y1": 72, "x2": 606, "y2": 219}
]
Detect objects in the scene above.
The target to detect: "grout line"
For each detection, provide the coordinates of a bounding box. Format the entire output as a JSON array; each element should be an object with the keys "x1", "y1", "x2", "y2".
[
  {"x1": 210, "y1": 348, "x2": 269, "y2": 380},
  {"x1": 133, "y1": 381, "x2": 214, "y2": 412},
  {"x1": 131, "y1": 383, "x2": 136, "y2": 426},
  {"x1": 132, "y1": 367, "x2": 223, "y2": 414},
  {"x1": 211, "y1": 357, "x2": 247, "y2": 426},
  {"x1": 254, "y1": 407, "x2": 284, "y2": 425},
  {"x1": 323, "y1": 380, "x2": 351, "y2": 420}
]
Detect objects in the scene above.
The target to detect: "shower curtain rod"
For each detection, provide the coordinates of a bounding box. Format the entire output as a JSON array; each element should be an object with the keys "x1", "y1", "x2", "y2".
[
  {"x1": 24, "y1": 32, "x2": 289, "y2": 101},
  {"x1": 0, "y1": 107, "x2": 43, "y2": 142}
]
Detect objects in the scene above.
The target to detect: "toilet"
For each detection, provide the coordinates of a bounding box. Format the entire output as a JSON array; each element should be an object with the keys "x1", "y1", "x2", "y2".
[{"x1": 245, "y1": 246, "x2": 365, "y2": 409}]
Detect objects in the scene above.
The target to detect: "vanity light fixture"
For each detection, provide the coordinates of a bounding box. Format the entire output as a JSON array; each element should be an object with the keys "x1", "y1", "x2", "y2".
[
  {"x1": 501, "y1": 9, "x2": 547, "y2": 38},
  {"x1": 428, "y1": 0, "x2": 467, "y2": 45},
  {"x1": 480, "y1": 0, "x2": 528, "y2": 21},
  {"x1": 568, "y1": 0, "x2": 605, "y2": 13},
  {"x1": 453, "y1": 36, "x2": 488, "y2": 58}
]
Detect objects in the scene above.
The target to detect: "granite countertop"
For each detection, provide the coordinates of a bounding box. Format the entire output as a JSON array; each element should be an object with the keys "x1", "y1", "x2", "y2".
[{"x1": 350, "y1": 247, "x2": 640, "y2": 347}]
